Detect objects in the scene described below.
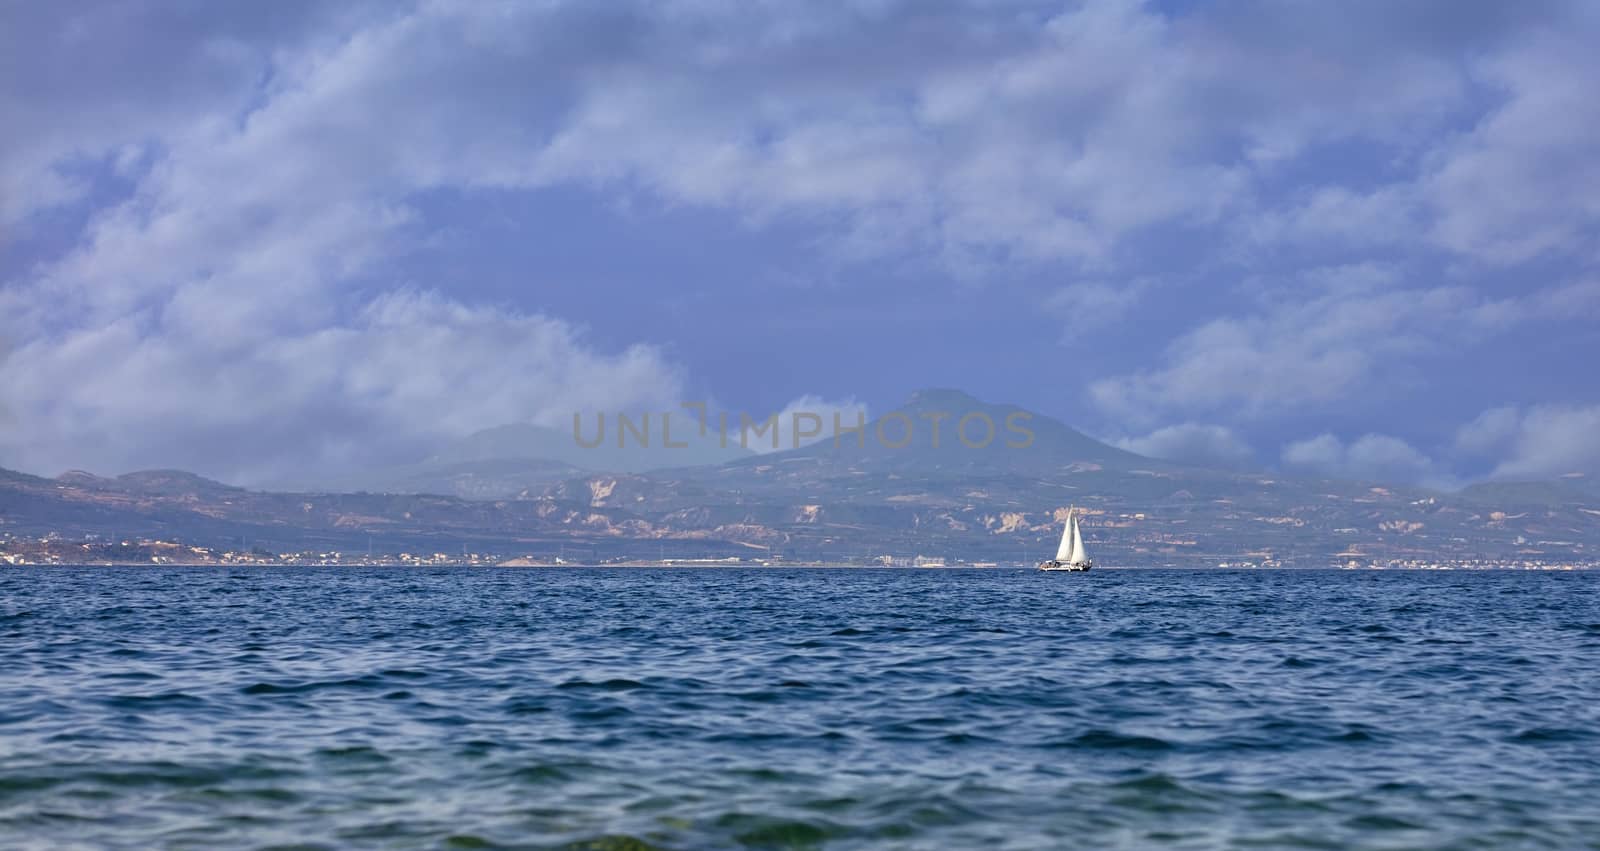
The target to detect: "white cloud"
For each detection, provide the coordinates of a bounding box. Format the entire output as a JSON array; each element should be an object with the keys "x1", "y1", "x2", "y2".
[
  {"x1": 0, "y1": 290, "x2": 684, "y2": 484},
  {"x1": 164, "y1": 0, "x2": 1575, "y2": 272},
  {"x1": 1047, "y1": 280, "x2": 1149, "y2": 326},
  {"x1": 1113, "y1": 423, "x2": 1253, "y2": 468},
  {"x1": 1091, "y1": 267, "x2": 1600, "y2": 425},
  {"x1": 1423, "y1": 22, "x2": 1600, "y2": 264},
  {"x1": 1241, "y1": 185, "x2": 1420, "y2": 252},
  {"x1": 1281, "y1": 432, "x2": 1447, "y2": 487},
  {"x1": 1454, "y1": 406, "x2": 1523, "y2": 457},
  {"x1": 5, "y1": 0, "x2": 1600, "y2": 484},
  {"x1": 0, "y1": 3, "x2": 380, "y2": 225},
  {"x1": 0, "y1": 3, "x2": 698, "y2": 483},
  {"x1": 1455, "y1": 404, "x2": 1600, "y2": 479},
  {"x1": 741, "y1": 395, "x2": 870, "y2": 454},
  {"x1": 9, "y1": 2, "x2": 1597, "y2": 271}
]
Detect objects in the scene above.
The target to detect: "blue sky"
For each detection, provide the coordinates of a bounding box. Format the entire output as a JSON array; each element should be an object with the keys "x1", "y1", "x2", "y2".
[{"x1": 2, "y1": 0, "x2": 1598, "y2": 488}]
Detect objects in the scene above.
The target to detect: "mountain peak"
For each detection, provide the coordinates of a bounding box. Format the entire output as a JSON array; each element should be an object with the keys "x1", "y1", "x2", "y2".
[
  {"x1": 901, "y1": 388, "x2": 995, "y2": 411},
  {"x1": 115, "y1": 469, "x2": 244, "y2": 496},
  {"x1": 718, "y1": 387, "x2": 1165, "y2": 476}
]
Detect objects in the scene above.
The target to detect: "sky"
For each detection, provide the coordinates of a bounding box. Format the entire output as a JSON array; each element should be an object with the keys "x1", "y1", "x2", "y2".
[{"x1": 2, "y1": 0, "x2": 1598, "y2": 489}]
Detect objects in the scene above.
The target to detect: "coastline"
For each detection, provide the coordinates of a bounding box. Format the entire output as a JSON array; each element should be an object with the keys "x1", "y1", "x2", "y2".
[{"x1": 5, "y1": 561, "x2": 1595, "y2": 571}]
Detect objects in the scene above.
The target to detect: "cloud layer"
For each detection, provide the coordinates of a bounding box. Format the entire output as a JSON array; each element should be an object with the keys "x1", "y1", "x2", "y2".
[
  {"x1": 1113, "y1": 423, "x2": 1254, "y2": 468},
  {"x1": 4, "y1": 1, "x2": 1598, "y2": 485},
  {"x1": 1282, "y1": 433, "x2": 1447, "y2": 488},
  {"x1": 1456, "y1": 405, "x2": 1600, "y2": 480}
]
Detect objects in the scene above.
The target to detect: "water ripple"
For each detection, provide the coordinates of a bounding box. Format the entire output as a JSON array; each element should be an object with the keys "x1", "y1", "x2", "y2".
[{"x1": 1, "y1": 567, "x2": 1597, "y2": 849}]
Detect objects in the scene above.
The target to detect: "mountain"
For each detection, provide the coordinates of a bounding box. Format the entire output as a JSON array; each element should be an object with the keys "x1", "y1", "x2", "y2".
[
  {"x1": 4, "y1": 390, "x2": 1598, "y2": 566},
  {"x1": 520, "y1": 390, "x2": 1600, "y2": 565},
  {"x1": 658, "y1": 388, "x2": 1231, "y2": 511},
  {"x1": 320, "y1": 421, "x2": 756, "y2": 498},
  {"x1": 429, "y1": 421, "x2": 754, "y2": 470},
  {"x1": 1457, "y1": 474, "x2": 1600, "y2": 505},
  {"x1": 0, "y1": 465, "x2": 745, "y2": 557},
  {"x1": 326, "y1": 457, "x2": 589, "y2": 501},
  {"x1": 299, "y1": 389, "x2": 1142, "y2": 500},
  {"x1": 708, "y1": 388, "x2": 1160, "y2": 478}
]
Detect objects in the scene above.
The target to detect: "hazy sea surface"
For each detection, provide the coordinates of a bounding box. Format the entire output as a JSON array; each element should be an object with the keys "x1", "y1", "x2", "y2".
[{"x1": 2, "y1": 567, "x2": 1598, "y2": 850}]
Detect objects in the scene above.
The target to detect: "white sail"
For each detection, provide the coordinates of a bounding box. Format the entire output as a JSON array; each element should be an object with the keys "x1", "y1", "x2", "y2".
[
  {"x1": 1054, "y1": 509, "x2": 1076, "y2": 561},
  {"x1": 1040, "y1": 506, "x2": 1093, "y2": 571},
  {"x1": 1068, "y1": 512, "x2": 1089, "y2": 565}
]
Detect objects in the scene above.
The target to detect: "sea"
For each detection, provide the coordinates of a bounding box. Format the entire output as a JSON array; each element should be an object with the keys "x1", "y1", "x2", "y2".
[{"x1": 2, "y1": 567, "x2": 1597, "y2": 850}]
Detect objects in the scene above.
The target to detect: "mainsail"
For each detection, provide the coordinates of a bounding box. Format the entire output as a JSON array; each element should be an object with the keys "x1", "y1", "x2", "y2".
[
  {"x1": 1067, "y1": 512, "x2": 1088, "y2": 565},
  {"x1": 1055, "y1": 509, "x2": 1076, "y2": 561}
]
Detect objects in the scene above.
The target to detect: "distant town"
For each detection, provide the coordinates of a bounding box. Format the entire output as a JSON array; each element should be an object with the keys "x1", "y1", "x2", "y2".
[{"x1": 2, "y1": 532, "x2": 1593, "y2": 571}]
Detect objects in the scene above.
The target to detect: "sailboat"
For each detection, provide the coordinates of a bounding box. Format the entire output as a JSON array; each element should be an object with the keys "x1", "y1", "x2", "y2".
[{"x1": 1038, "y1": 506, "x2": 1093, "y2": 572}]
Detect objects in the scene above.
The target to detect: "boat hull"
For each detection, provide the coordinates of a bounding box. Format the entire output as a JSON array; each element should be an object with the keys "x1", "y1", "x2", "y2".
[{"x1": 1037, "y1": 560, "x2": 1092, "y2": 572}]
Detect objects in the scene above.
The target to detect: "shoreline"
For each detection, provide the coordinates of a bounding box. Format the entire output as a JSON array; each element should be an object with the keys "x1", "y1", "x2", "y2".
[{"x1": 4, "y1": 562, "x2": 1595, "y2": 571}]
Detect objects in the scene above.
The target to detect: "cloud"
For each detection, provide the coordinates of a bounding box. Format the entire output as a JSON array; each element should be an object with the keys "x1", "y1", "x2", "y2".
[
  {"x1": 0, "y1": 290, "x2": 684, "y2": 484},
  {"x1": 1454, "y1": 406, "x2": 1523, "y2": 457},
  {"x1": 517, "y1": 0, "x2": 1251, "y2": 265},
  {"x1": 1455, "y1": 404, "x2": 1600, "y2": 479},
  {"x1": 1113, "y1": 423, "x2": 1253, "y2": 468},
  {"x1": 1090, "y1": 267, "x2": 1600, "y2": 425},
  {"x1": 16, "y1": 0, "x2": 1557, "y2": 272},
  {"x1": 0, "y1": 3, "x2": 696, "y2": 483},
  {"x1": 7, "y1": 1, "x2": 1597, "y2": 272},
  {"x1": 742, "y1": 395, "x2": 870, "y2": 454},
  {"x1": 1241, "y1": 185, "x2": 1420, "y2": 252},
  {"x1": 1423, "y1": 19, "x2": 1600, "y2": 264},
  {"x1": 1046, "y1": 280, "x2": 1149, "y2": 326},
  {"x1": 0, "y1": 2, "x2": 382, "y2": 226},
  {"x1": 0, "y1": 333, "x2": 12, "y2": 426},
  {"x1": 5, "y1": 0, "x2": 1600, "y2": 485},
  {"x1": 1281, "y1": 432, "x2": 1447, "y2": 487}
]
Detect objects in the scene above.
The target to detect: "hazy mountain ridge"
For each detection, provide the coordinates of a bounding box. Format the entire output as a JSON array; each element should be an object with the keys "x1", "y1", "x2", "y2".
[
  {"x1": 1456, "y1": 475, "x2": 1600, "y2": 505},
  {"x1": 705, "y1": 388, "x2": 1164, "y2": 478},
  {"x1": 299, "y1": 420, "x2": 757, "y2": 499},
  {"x1": 3, "y1": 391, "x2": 1597, "y2": 565}
]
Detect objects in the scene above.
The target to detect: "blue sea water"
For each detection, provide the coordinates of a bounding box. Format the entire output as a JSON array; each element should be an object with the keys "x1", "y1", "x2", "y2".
[{"x1": 1, "y1": 567, "x2": 1598, "y2": 850}]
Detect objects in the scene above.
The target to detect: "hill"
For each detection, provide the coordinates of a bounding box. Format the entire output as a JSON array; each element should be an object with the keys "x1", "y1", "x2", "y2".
[
  {"x1": 314, "y1": 420, "x2": 756, "y2": 498},
  {"x1": 4, "y1": 390, "x2": 1598, "y2": 566}
]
